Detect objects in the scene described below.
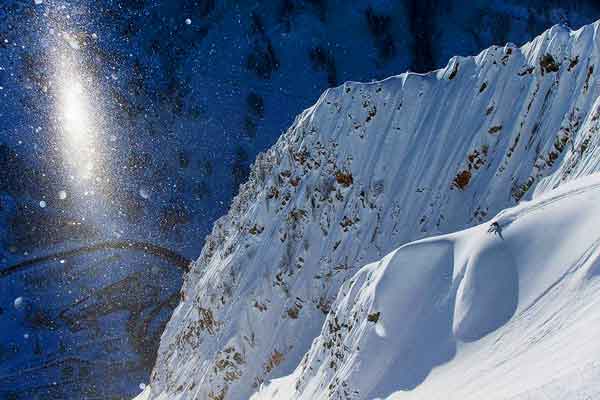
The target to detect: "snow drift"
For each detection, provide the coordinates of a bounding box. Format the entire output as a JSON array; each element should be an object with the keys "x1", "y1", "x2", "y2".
[
  {"x1": 255, "y1": 174, "x2": 600, "y2": 399},
  {"x1": 140, "y1": 21, "x2": 600, "y2": 400}
]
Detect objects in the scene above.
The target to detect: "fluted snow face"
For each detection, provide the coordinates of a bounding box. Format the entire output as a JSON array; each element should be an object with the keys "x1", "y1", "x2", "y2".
[
  {"x1": 147, "y1": 21, "x2": 600, "y2": 400},
  {"x1": 255, "y1": 174, "x2": 600, "y2": 400}
]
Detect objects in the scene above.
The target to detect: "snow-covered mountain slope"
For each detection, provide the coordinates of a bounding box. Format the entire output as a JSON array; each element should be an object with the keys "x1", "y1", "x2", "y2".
[
  {"x1": 142, "y1": 21, "x2": 600, "y2": 400},
  {"x1": 4, "y1": 2, "x2": 600, "y2": 399},
  {"x1": 254, "y1": 173, "x2": 600, "y2": 400}
]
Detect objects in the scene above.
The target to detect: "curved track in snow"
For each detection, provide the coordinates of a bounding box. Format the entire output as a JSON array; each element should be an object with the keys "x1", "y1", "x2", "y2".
[{"x1": 0, "y1": 240, "x2": 192, "y2": 278}]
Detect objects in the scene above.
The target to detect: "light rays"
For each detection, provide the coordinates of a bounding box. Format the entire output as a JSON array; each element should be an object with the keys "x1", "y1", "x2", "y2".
[
  {"x1": 48, "y1": 12, "x2": 106, "y2": 188},
  {"x1": 57, "y1": 68, "x2": 98, "y2": 181}
]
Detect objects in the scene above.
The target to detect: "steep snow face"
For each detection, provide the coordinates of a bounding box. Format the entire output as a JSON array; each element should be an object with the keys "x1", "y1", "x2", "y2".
[
  {"x1": 146, "y1": 22, "x2": 600, "y2": 400},
  {"x1": 4, "y1": 2, "x2": 600, "y2": 399},
  {"x1": 3, "y1": 3, "x2": 600, "y2": 398},
  {"x1": 254, "y1": 174, "x2": 600, "y2": 400}
]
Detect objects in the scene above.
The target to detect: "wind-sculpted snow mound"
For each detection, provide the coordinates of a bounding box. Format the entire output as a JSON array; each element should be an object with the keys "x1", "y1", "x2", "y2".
[
  {"x1": 255, "y1": 174, "x2": 600, "y2": 400},
  {"x1": 453, "y1": 239, "x2": 519, "y2": 342},
  {"x1": 143, "y1": 21, "x2": 600, "y2": 400}
]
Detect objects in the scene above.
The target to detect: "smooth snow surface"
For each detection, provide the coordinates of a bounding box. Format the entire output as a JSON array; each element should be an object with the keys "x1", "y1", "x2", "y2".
[
  {"x1": 145, "y1": 21, "x2": 600, "y2": 400},
  {"x1": 255, "y1": 174, "x2": 600, "y2": 400}
]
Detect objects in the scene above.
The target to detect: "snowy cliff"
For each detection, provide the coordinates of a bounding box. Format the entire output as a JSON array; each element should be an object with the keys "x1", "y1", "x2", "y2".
[
  {"x1": 143, "y1": 21, "x2": 600, "y2": 400},
  {"x1": 254, "y1": 174, "x2": 600, "y2": 400},
  {"x1": 4, "y1": 2, "x2": 600, "y2": 399}
]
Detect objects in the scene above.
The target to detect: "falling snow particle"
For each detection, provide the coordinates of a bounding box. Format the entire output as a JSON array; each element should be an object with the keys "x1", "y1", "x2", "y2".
[
  {"x1": 139, "y1": 383, "x2": 146, "y2": 390},
  {"x1": 139, "y1": 187, "x2": 150, "y2": 199},
  {"x1": 34, "y1": 0, "x2": 43, "y2": 4},
  {"x1": 58, "y1": 190, "x2": 68, "y2": 200},
  {"x1": 185, "y1": 18, "x2": 192, "y2": 25},
  {"x1": 63, "y1": 32, "x2": 80, "y2": 50},
  {"x1": 39, "y1": 200, "x2": 47, "y2": 208},
  {"x1": 14, "y1": 297, "x2": 24, "y2": 309}
]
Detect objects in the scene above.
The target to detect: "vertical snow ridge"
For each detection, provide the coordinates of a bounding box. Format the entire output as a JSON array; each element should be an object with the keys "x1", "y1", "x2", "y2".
[{"x1": 148, "y1": 20, "x2": 600, "y2": 400}]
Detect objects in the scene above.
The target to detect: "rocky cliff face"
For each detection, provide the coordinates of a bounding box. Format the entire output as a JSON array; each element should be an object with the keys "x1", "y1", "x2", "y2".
[{"x1": 144, "y1": 21, "x2": 600, "y2": 400}]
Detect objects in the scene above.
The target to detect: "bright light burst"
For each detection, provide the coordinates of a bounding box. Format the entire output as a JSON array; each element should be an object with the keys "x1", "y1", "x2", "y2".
[
  {"x1": 43, "y1": 4, "x2": 116, "y2": 230},
  {"x1": 53, "y1": 35, "x2": 104, "y2": 185}
]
